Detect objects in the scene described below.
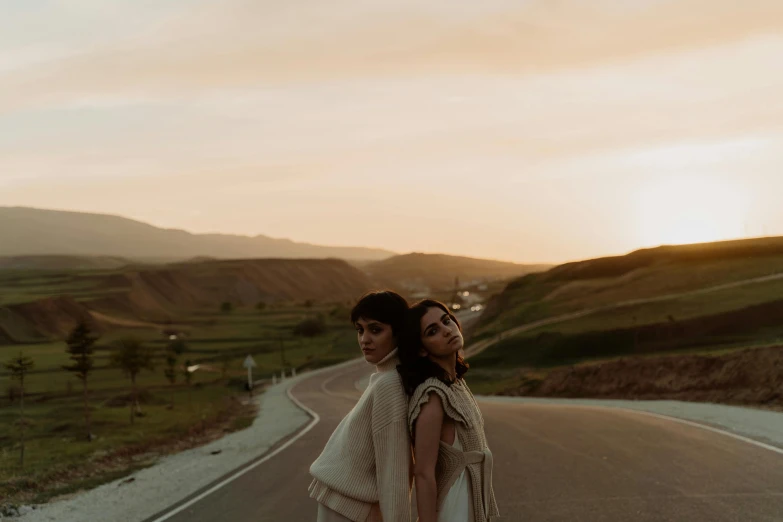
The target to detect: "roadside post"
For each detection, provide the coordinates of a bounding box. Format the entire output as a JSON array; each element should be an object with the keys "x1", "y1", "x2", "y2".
[{"x1": 243, "y1": 355, "x2": 257, "y2": 399}]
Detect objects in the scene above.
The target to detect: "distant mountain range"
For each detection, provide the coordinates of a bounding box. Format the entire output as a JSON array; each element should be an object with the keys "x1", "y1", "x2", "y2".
[
  {"x1": 0, "y1": 207, "x2": 395, "y2": 261},
  {"x1": 0, "y1": 206, "x2": 551, "y2": 297}
]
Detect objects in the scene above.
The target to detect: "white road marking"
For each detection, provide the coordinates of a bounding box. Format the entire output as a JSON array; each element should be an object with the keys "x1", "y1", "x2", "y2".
[{"x1": 149, "y1": 383, "x2": 321, "y2": 522}]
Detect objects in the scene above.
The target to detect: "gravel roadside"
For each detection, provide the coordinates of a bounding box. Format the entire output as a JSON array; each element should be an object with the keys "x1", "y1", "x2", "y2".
[{"x1": 477, "y1": 395, "x2": 783, "y2": 450}]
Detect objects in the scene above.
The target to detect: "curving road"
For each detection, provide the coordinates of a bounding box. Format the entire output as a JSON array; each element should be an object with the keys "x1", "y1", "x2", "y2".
[{"x1": 146, "y1": 360, "x2": 783, "y2": 522}]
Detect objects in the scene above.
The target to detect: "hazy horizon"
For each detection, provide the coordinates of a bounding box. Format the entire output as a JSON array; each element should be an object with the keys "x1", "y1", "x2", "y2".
[{"x1": 2, "y1": 1, "x2": 783, "y2": 264}]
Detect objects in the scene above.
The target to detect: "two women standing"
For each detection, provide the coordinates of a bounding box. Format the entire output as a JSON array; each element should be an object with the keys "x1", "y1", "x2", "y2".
[{"x1": 309, "y1": 291, "x2": 499, "y2": 522}]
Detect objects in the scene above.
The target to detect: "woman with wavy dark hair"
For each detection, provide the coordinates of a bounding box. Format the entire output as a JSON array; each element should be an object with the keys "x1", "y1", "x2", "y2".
[
  {"x1": 309, "y1": 290, "x2": 412, "y2": 522},
  {"x1": 398, "y1": 299, "x2": 499, "y2": 522}
]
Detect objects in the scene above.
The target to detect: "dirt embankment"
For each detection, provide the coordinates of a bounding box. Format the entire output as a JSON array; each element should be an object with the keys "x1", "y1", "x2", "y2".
[
  {"x1": 502, "y1": 346, "x2": 783, "y2": 407},
  {"x1": 88, "y1": 257, "x2": 375, "y2": 321},
  {"x1": 7, "y1": 296, "x2": 103, "y2": 340},
  {"x1": 176, "y1": 257, "x2": 376, "y2": 305},
  {"x1": 1, "y1": 258, "x2": 376, "y2": 343}
]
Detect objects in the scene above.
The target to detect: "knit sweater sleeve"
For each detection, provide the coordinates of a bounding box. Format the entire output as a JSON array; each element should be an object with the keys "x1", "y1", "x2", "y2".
[
  {"x1": 408, "y1": 378, "x2": 471, "y2": 437},
  {"x1": 371, "y1": 373, "x2": 412, "y2": 522}
]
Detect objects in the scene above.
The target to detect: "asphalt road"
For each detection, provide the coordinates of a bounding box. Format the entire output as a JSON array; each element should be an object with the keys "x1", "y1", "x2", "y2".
[{"x1": 148, "y1": 361, "x2": 783, "y2": 522}]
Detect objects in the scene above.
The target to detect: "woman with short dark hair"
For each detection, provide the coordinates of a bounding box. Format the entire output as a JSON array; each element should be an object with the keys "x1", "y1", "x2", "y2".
[{"x1": 309, "y1": 290, "x2": 412, "y2": 522}]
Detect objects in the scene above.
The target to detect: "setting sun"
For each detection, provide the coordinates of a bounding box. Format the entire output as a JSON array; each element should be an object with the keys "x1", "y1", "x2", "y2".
[{"x1": 635, "y1": 176, "x2": 748, "y2": 247}]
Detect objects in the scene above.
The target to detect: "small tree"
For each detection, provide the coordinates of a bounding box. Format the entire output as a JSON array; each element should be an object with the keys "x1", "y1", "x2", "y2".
[
  {"x1": 255, "y1": 301, "x2": 267, "y2": 311},
  {"x1": 4, "y1": 352, "x2": 34, "y2": 468},
  {"x1": 220, "y1": 302, "x2": 233, "y2": 313},
  {"x1": 111, "y1": 338, "x2": 155, "y2": 425},
  {"x1": 163, "y1": 339, "x2": 187, "y2": 406},
  {"x1": 293, "y1": 315, "x2": 327, "y2": 337},
  {"x1": 63, "y1": 320, "x2": 98, "y2": 441}
]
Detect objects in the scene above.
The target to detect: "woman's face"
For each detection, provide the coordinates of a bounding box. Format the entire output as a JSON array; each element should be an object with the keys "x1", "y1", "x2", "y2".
[
  {"x1": 355, "y1": 317, "x2": 397, "y2": 364},
  {"x1": 419, "y1": 306, "x2": 463, "y2": 359}
]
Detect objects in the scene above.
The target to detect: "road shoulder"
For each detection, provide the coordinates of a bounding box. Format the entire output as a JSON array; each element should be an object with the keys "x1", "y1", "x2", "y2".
[{"x1": 478, "y1": 395, "x2": 783, "y2": 450}]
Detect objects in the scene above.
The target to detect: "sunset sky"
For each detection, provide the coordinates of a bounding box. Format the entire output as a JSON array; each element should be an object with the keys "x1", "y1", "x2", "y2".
[{"x1": 1, "y1": 1, "x2": 782, "y2": 263}]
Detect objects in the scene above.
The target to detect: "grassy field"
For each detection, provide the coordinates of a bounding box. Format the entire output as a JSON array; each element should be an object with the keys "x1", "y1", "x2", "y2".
[
  {"x1": 468, "y1": 293, "x2": 783, "y2": 391},
  {"x1": 511, "y1": 275, "x2": 783, "y2": 337},
  {"x1": 0, "y1": 382, "x2": 251, "y2": 503},
  {"x1": 466, "y1": 243, "x2": 783, "y2": 395},
  {"x1": 0, "y1": 268, "x2": 117, "y2": 307},
  {"x1": 473, "y1": 252, "x2": 783, "y2": 338},
  {"x1": 0, "y1": 302, "x2": 360, "y2": 504}
]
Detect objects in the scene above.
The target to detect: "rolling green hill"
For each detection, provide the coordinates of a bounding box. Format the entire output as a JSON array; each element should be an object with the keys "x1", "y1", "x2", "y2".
[
  {"x1": 468, "y1": 237, "x2": 783, "y2": 403},
  {"x1": 363, "y1": 252, "x2": 550, "y2": 293}
]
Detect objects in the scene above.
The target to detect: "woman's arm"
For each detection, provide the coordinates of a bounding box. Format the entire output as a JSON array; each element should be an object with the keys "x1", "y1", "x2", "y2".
[{"x1": 413, "y1": 393, "x2": 444, "y2": 522}]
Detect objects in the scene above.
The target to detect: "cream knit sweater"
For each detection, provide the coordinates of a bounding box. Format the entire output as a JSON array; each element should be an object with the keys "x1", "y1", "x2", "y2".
[
  {"x1": 408, "y1": 377, "x2": 499, "y2": 522},
  {"x1": 309, "y1": 349, "x2": 412, "y2": 522}
]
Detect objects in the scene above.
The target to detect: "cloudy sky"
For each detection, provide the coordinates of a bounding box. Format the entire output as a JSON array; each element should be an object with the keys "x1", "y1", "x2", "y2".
[{"x1": 2, "y1": 0, "x2": 782, "y2": 263}]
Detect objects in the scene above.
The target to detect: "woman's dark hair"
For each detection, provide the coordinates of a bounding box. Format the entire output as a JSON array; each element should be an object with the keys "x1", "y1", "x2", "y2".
[
  {"x1": 350, "y1": 290, "x2": 409, "y2": 337},
  {"x1": 397, "y1": 299, "x2": 470, "y2": 396}
]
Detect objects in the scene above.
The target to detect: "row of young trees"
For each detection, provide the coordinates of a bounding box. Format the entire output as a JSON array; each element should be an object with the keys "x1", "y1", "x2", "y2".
[
  {"x1": 4, "y1": 305, "x2": 331, "y2": 468},
  {"x1": 3, "y1": 353, "x2": 34, "y2": 469},
  {"x1": 3, "y1": 321, "x2": 195, "y2": 468}
]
